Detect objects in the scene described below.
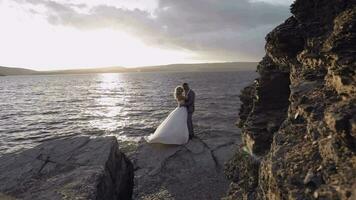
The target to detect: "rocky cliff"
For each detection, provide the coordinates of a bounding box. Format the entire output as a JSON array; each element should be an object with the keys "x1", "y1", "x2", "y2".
[
  {"x1": 0, "y1": 136, "x2": 134, "y2": 200},
  {"x1": 225, "y1": 0, "x2": 356, "y2": 199}
]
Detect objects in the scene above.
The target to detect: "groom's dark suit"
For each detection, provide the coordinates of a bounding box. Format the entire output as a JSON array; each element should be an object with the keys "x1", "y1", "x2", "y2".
[{"x1": 183, "y1": 89, "x2": 195, "y2": 138}]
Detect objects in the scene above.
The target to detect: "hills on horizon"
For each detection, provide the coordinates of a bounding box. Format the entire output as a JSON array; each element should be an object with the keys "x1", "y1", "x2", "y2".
[
  {"x1": 0, "y1": 66, "x2": 38, "y2": 76},
  {"x1": 0, "y1": 62, "x2": 257, "y2": 76}
]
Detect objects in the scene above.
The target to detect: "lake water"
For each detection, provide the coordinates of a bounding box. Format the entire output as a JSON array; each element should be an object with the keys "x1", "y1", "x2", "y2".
[{"x1": 0, "y1": 71, "x2": 257, "y2": 155}]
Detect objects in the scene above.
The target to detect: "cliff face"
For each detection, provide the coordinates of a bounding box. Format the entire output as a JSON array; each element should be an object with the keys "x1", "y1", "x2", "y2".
[{"x1": 225, "y1": 0, "x2": 356, "y2": 199}]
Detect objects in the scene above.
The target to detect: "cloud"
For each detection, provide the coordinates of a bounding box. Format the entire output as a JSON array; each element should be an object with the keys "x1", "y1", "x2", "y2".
[
  {"x1": 11, "y1": 0, "x2": 292, "y2": 61},
  {"x1": 249, "y1": 0, "x2": 294, "y2": 6},
  {"x1": 152, "y1": 0, "x2": 291, "y2": 60}
]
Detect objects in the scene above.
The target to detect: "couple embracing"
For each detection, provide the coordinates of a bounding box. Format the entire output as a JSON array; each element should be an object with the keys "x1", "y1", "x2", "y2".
[{"x1": 146, "y1": 83, "x2": 195, "y2": 145}]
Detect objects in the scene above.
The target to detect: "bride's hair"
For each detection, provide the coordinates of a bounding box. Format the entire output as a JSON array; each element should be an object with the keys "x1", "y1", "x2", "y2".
[{"x1": 174, "y1": 86, "x2": 184, "y2": 100}]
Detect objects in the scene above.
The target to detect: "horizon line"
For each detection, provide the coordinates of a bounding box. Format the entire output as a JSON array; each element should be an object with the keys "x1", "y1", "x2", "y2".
[{"x1": 1, "y1": 61, "x2": 259, "y2": 72}]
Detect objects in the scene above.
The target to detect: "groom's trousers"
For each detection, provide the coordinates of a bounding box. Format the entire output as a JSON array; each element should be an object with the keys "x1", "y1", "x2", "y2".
[{"x1": 187, "y1": 112, "x2": 194, "y2": 137}]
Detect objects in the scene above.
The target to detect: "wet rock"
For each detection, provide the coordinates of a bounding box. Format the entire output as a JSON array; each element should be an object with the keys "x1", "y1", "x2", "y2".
[{"x1": 0, "y1": 136, "x2": 134, "y2": 200}]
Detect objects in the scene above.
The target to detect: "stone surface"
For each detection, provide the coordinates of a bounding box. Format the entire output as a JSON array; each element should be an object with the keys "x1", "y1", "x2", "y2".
[
  {"x1": 225, "y1": 0, "x2": 356, "y2": 200},
  {"x1": 0, "y1": 136, "x2": 134, "y2": 200},
  {"x1": 131, "y1": 135, "x2": 239, "y2": 200},
  {"x1": 241, "y1": 56, "x2": 291, "y2": 156},
  {"x1": 224, "y1": 147, "x2": 260, "y2": 200}
]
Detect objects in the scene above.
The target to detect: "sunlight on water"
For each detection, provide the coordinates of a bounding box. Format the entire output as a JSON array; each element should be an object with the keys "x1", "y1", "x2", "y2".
[
  {"x1": 0, "y1": 71, "x2": 258, "y2": 154},
  {"x1": 89, "y1": 73, "x2": 125, "y2": 131}
]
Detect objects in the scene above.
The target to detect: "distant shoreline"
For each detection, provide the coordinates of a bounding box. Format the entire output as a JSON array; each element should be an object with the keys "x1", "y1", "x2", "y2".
[{"x1": 0, "y1": 62, "x2": 258, "y2": 76}]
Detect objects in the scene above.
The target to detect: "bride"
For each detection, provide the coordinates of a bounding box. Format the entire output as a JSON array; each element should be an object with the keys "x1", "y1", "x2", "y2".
[{"x1": 146, "y1": 86, "x2": 189, "y2": 145}]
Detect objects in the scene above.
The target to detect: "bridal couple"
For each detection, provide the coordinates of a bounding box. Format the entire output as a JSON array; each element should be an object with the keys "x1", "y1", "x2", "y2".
[{"x1": 146, "y1": 83, "x2": 195, "y2": 145}]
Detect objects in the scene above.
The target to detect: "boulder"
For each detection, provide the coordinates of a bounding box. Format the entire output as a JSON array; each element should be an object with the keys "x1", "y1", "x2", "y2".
[{"x1": 0, "y1": 136, "x2": 134, "y2": 200}]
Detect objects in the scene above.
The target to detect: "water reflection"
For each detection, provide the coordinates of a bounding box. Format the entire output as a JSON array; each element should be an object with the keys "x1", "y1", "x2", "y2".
[
  {"x1": 0, "y1": 71, "x2": 258, "y2": 154},
  {"x1": 88, "y1": 73, "x2": 124, "y2": 132}
]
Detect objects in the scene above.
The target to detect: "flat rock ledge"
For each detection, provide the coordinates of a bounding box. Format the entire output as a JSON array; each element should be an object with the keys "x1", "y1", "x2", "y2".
[
  {"x1": 131, "y1": 135, "x2": 239, "y2": 200},
  {"x1": 0, "y1": 136, "x2": 134, "y2": 200}
]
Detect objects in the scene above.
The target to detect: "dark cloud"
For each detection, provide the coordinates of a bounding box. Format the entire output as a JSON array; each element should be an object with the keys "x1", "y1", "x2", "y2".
[
  {"x1": 152, "y1": 0, "x2": 291, "y2": 60},
  {"x1": 17, "y1": 0, "x2": 292, "y2": 61}
]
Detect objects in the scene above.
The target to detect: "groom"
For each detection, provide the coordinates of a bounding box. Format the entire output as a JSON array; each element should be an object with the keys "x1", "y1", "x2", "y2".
[{"x1": 182, "y1": 83, "x2": 195, "y2": 139}]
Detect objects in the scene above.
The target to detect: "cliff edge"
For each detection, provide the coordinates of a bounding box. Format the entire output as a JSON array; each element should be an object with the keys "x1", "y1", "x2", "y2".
[
  {"x1": 225, "y1": 0, "x2": 356, "y2": 199},
  {"x1": 0, "y1": 136, "x2": 134, "y2": 200}
]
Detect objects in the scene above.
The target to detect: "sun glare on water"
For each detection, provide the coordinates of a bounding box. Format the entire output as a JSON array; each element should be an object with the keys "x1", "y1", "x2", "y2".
[
  {"x1": 87, "y1": 73, "x2": 124, "y2": 132},
  {"x1": 87, "y1": 73, "x2": 145, "y2": 142}
]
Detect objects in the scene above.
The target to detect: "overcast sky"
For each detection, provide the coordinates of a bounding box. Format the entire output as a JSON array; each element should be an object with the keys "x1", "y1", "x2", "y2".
[{"x1": 0, "y1": 0, "x2": 293, "y2": 70}]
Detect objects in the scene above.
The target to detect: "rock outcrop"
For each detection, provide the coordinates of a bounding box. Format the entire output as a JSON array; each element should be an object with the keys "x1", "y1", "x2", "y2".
[
  {"x1": 225, "y1": 0, "x2": 356, "y2": 199},
  {"x1": 132, "y1": 135, "x2": 239, "y2": 200},
  {"x1": 0, "y1": 136, "x2": 134, "y2": 200}
]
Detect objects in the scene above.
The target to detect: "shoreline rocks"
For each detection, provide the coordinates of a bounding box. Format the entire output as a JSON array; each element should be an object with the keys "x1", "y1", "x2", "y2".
[
  {"x1": 131, "y1": 135, "x2": 240, "y2": 200},
  {"x1": 225, "y1": 0, "x2": 356, "y2": 199},
  {"x1": 0, "y1": 136, "x2": 134, "y2": 200}
]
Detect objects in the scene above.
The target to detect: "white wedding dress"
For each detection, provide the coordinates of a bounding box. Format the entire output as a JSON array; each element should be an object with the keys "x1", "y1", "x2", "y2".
[{"x1": 146, "y1": 104, "x2": 189, "y2": 145}]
